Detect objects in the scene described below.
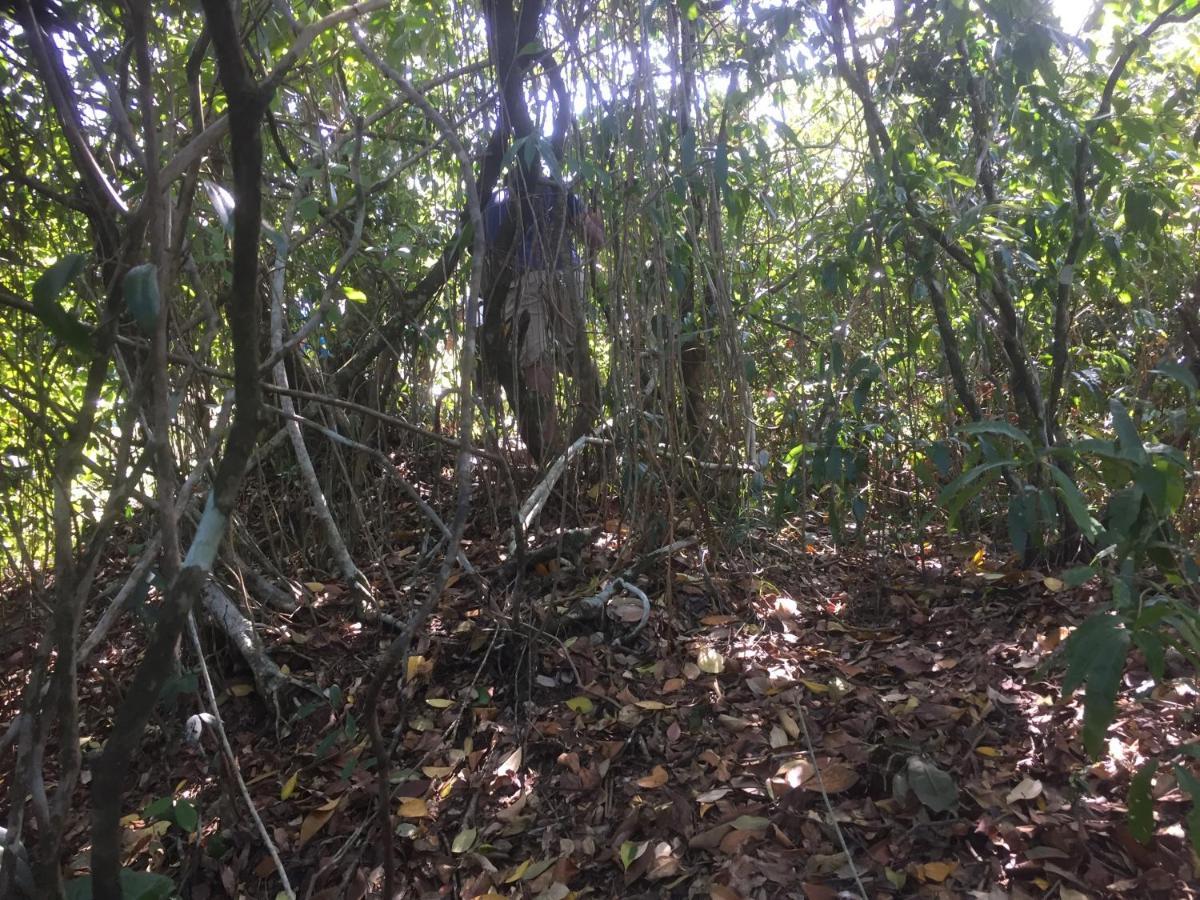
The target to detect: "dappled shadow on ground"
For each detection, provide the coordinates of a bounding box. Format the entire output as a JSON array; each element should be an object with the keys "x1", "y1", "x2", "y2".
[{"x1": 1, "y1": 499, "x2": 1197, "y2": 899}]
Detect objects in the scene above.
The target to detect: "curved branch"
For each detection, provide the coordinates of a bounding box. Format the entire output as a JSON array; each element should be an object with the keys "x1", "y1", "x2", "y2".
[{"x1": 90, "y1": 0, "x2": 270, "y2": 893}]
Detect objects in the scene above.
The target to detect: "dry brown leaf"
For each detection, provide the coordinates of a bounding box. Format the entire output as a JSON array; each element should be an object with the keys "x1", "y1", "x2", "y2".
[
  {"x1": 636, "y1": 765, "x2": 669, "y2": 789},
  {"x1": 718, "y1": 828, "x2": 758, "y2": 854},
  {"x1": 397, "y1": 797, "x2": 429, "y2": 818},
  {"x1": 297, "y1": 796, "x2": 341, "y2": 848}
]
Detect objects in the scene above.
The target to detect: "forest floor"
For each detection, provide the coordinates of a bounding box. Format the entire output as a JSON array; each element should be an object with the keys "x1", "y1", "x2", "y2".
[{"x1": 2, "y1": 468, "x2": 1198, "y2": 900}]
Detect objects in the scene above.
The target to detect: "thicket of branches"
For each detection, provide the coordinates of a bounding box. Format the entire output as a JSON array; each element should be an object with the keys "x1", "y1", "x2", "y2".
[{"x1": 1, "y1": 0, "x2": 1199, "y2": 895}]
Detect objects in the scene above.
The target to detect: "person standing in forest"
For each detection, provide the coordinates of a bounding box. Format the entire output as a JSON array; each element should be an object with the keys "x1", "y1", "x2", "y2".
[{"x1": 483, "y1": 171, "x2": 605, "y2": 462}]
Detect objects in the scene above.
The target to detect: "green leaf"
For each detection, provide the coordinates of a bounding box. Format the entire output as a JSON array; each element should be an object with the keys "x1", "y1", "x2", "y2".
[
  {"x1": 1060, "y1": 613, "x2": 1130, "y2": 757},
  {"x1": 1062, "y1": 566, "x2": 1097, "y2": 587},
  {"x1": 32, "y1": 254, "x2": 92, "y2": 353},
  {"x1": 1123, "y1": 187, "x2": 1157, "y2": 234},
  {"x1": 451, "y1": 826, "x2": 477, "y2": 853},
  {"x1": 1109, "y1": 400, "x2": 1147, "y2": 465},
  {"x1": 1151, "y1": 360, "x2": 1198, "y2": 394},
  {"x1": 937, "y1": 460, "x2": 1014, "y2": 524},
  {"x1": 618, "y1": 840, "x2": 647, "y2": 870},
  {"x1": 65, "y1": 870, "x2": 175, "y2": 900},
  {"x1": 1174, "y1": 765, "x2": 1200, "y2": 854},
  {"x1": 1128, "y1": 760, "x2": 1158, "y2": 843},
  {"x1": 173, "y1": 798, "x2": 199, "y2": 833},
  {"x1": 123, "y1": 264, "x2": 162, "y2": 333},
  {"x1": 142, "y1": 796, "x2": 173, "y2": 819},
  {"x1": 1046, "y1": 464, "x2": 1102, "y2": 541},
  {"x1": 565, "y1": 696, "x2": 594, "y2": 714},
  {"x1": 1104, "y1": 485, "x2": 1143, "y2": 543},
  {"x1": 960, "y1": 419, "x2": 1033, "y2": 450},
  {"x1": 904, "y1": 756, "x2": 958, "y2": 813}
]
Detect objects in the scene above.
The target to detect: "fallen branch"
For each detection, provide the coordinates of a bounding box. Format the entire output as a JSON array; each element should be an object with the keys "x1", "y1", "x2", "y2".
[
  {"x1": 511, "y1": 434, "x2": 612, "y2": 553},
  {"x1": 186, "y1": 614, "x2": 295, "y2": 899}
]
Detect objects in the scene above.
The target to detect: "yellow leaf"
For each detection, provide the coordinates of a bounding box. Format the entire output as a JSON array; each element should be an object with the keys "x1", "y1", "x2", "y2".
[
  {"x1": 280, "y1": 771, "x2": 298, "y2": 801},
  {"x1": 297, "y1": 797, "x2": 340, "y2": 848},
  {"x1": 303, "y1": 581, "x2": 325, "y2": 592},
  {"x1": 778, "y1": 711, "x2": 800, "y2": 739},
  {"x1": 637, "y1": 765, "x2": 669, "y2": 789},
  {"x1": 800, "y1": 680, "x2": 829, "y2": 694},
  {"x1": 406, "y1": 655, "x2": 430, "y2": 682},
  {"x1": 565, "y1": 696, "x2": 594, "y2": 714},
  {"x1": 1042, "y1": 576, "x2": 1065, "y2": 592},
  {"x1": 975, "y1": 746, "x2": 1002, "y2": 758},
  {"x1": 397, "y1": 797, "x2": 429, "y2": 818},
  {"x1": 425, "y1": 698, "x2": 454, "y2": 709},
  {"x1": 697, "y1": 647, "x2": 725, "y2": 675},
  {"x1": 918, "y1": 860, "x2": 957, "y2": 883},
  {"x1": 228, "y1": 683, "x2": 254, "y2": 697},
  {"x1": 504, "y1": 859, "x2": 532, "y2": 883},
  {"x1": 634, "y1": 700, "x2": 670, "y2": 710}
]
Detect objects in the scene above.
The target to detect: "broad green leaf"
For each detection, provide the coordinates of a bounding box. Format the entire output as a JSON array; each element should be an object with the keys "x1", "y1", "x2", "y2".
[
  {"x1": 1046, "y1": 464, "x2": 1102, "y2": 541},
  {"x1": 123, "y1": 264, "x2": 161, "y2": 333},
  {"x1": 173, "y1": 798, "x2": 199, "y2": 833},
  {"x1": 1062, "y1": 566, "x2": 1097, "y2": 587},
  {"x1": 451, "y1": 826, "x2": 477, "y2": 853},
  {"x1": 1109, "y1": 400, "x2": 1147, "y2": 465},
  {"x1": 937, "y1": 460, "x2": 1014, "y2": 524},
  {"x1": 1174, "y1": 765, "x2": 1200, "y2": 854},
  {"x1": 1128, "y1": 760, "x2": 1157, "y2": 843},
  {"x1": 618, "y1": 840, "x2": 647, "y2": 870},
  {"x1": 1151, "y1": 360, "x2": 1197, "y2": 394},
  {"x1": 960, "y1": 419, "x2": 1033, "y2": 450},
  {"x1": 1060, "y1": 613, "x2": 1130, "y2": 757},
  {"x1": 32, "y1": 254, "x2": 92, "y2": 353},
  {"x1": 142, "y1": 796, "x2": 173, "y2": 819},
  {"x1": 65, "y1": 870, "x2": 174, "y2": 900}
]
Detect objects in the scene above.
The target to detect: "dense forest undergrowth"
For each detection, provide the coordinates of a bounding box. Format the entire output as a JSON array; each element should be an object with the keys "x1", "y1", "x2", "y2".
[
  {"x1": 1, "y1": 0, "x2": 1200, "y2": 897},
  {"x1": 2, "y1": 473, "x2": 1198, "y2": 899}
]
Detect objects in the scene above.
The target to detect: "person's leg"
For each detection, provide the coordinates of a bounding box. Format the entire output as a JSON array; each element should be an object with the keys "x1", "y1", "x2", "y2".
[
  {"x1": 559, "y1": 269, "x2": 600, "y2": 440},
  {"x1": 520, "y1": 359, "x2": 559, "y2": 461},
  {"x1": 512, "y1": 272, "x2": 561, "y2": 463}
]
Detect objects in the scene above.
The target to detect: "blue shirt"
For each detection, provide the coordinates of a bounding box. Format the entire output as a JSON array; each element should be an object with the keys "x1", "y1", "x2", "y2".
[{"x1": 483, "y1": 186, "x2": 584, "y2": 273}]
